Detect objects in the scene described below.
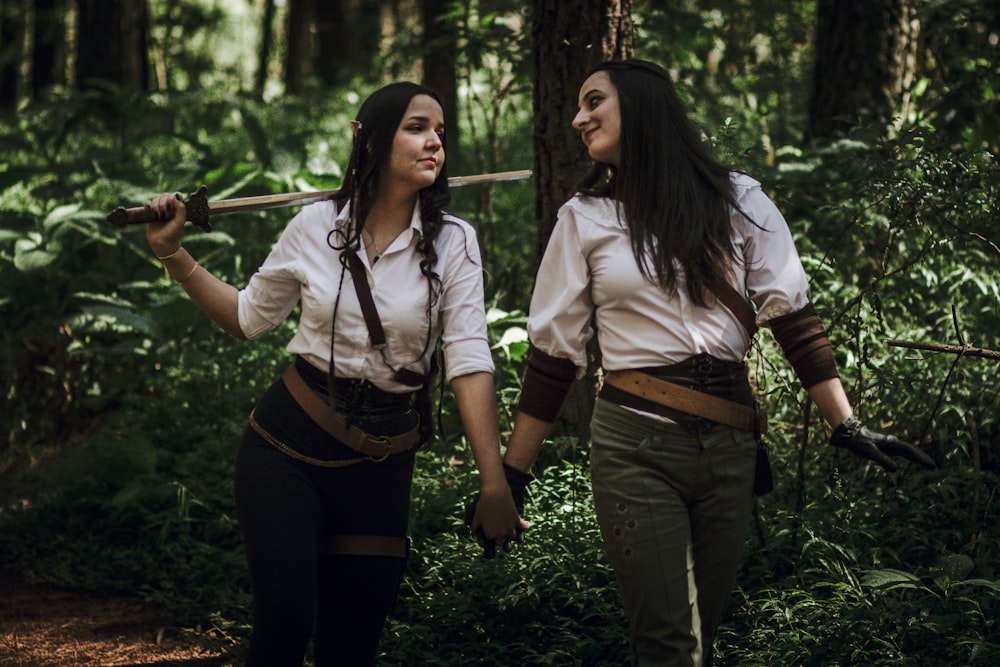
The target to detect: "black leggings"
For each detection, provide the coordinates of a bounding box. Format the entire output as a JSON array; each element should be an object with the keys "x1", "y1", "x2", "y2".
[{"x1": 235, "y1": 377, "x2": 418, "y2": 666}]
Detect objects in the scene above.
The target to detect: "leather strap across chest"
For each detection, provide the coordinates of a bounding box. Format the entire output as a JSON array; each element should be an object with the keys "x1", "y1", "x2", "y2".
[{"x1": 343, "y1": 249, "x2": 431, "y2": 387}]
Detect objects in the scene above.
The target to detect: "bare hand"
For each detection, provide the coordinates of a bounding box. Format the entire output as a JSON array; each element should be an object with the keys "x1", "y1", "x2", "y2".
[
  {"x1": 465, "y1": 485, "x2": 528, "y2": 559},
  {"x1": 145, "y1": 193, "x2": 187, "y2": 257}
]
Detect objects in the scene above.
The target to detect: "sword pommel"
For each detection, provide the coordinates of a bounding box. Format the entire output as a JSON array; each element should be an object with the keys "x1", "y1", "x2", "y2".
[{"x1": 106, "y1": 204, "x2": 152, "y2": 228}]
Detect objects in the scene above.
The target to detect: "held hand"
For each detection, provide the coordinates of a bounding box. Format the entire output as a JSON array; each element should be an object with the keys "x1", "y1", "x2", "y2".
[
  {"x1": 830, "y1": 417, "x2": 936, "y2": 472},
  {"x1": 145, "y1": 193, "x2": 187, "y2": 258},
  {"x1": 501, "y1": 462, "x2": 533, "y2": 514},
  {"x1": 464, "y1": 464, "x2": 533, "y2": 559}
]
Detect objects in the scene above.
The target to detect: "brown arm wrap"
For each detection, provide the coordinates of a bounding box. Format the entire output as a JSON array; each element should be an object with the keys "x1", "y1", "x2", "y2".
[
  {"x1": 517, "y1": 345, "x2": 578, "y2": 422},
  {"x1": 769, "y1": 303, "x2": 840, "y2": 389}
]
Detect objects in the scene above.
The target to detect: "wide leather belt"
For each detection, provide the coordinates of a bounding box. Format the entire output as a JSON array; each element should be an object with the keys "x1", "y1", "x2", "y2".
[
  {"x1": 282, "y1": 364, "x2": 419, "y2": 461},
  {"x1": 602, "y1": 369, "x2": 765, "y2": 434}
]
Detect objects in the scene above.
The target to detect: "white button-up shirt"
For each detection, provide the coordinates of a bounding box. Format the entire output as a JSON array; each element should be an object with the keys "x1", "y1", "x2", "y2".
[
  {"x1": 528, "y1": 173, "x2": 811, "y2": 377},
  {"x1": 237, "y1": 199, "x2": 494, "y2": 391}
]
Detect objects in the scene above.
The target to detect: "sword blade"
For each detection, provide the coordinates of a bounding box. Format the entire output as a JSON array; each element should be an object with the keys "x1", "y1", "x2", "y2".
[
  {"x1": 207, "y1": 189, "x2": 342, "y2": 215},
  {"x1": 106, "y1": 169, "x2": 532, "y2": 229},
  {"x1": 207, "y1": 169, "x2": 533, "y2": 214},
  {"x1": 449, "y1": 169, "x2": 532, "y2": 186}
]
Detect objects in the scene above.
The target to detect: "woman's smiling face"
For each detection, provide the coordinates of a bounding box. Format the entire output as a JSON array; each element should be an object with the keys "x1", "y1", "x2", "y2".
[{"x1": 572, "y1": 71, "x2": 621, "y2": 167}]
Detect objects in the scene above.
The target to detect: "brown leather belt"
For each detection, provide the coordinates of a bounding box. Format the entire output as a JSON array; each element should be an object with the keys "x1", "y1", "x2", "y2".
[
  {"x1": 602, "y1": 369, "x2": 764, "y2": 434},
  {"x1": 282, "y1": 364, "x2": 419, "y2": 461}
]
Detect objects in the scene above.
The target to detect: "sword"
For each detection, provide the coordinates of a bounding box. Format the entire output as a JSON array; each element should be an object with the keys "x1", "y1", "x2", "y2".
[{"x1": 106, "y1": 169, "x2": 532, "y2": 231}]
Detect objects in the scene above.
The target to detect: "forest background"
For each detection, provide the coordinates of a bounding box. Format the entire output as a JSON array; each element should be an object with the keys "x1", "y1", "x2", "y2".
[{"x1": 1, "y1": 0, "x2": 998, "y2": 665}]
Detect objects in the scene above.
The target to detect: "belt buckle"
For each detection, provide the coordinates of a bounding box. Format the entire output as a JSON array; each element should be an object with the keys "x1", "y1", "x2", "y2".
[
  {"x1": 367, "y1": 435, "x2": 393, "y2": 463},
  {"x1": 696, "y1": 355, "x2": 714, "y2": 376},
  {"x1": 356, "y1": 380, "x2": 373, "y2": 405},
  {"x1": 679, "y1": 414, "x2": 713, "y2": 436}
]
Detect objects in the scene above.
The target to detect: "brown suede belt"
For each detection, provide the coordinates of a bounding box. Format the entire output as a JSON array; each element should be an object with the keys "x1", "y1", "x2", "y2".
[
  {"x1": 322, "y1": 535, "x2": 409, "y2": 558},
  {"x1": 282, "y1": 364, "x2": 419, "y2": 461},
  {"x1": 602, "y1": 369, "x2": 764, "y2": 434}
]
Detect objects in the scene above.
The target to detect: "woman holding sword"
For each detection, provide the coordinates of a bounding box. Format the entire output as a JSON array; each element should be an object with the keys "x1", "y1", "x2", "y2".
[{"x1": 143, "y1": 81, "x2": 525, "y2": 666}]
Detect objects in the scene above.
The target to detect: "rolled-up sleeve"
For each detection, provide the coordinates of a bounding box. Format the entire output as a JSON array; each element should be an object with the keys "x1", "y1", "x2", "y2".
[
  {"x1": 237, "y1": 213, "x2": 307, "y2": 339},
  {"x1": 526, "y1": 202, "x2": 594, "y2": 378},
  {"x1": 438, "y1": 220, "x2": 494, "y2": 380},
  {"x1": 736, "y1": 181, "x2": 812, "y2": 324}
]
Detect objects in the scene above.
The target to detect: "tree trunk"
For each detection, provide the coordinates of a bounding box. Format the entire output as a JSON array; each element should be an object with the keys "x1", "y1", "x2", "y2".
[
  {"x1": 284, "y1": 0, "x2": 315, "y2": 95},
  {"x1": 76, "y1": 0, "x2": 150, "y2": 91},
  {"x1": 0, "y1": 0, "x2": 25, "y2": 110},
  {"x1": 32, "y1": 0, "x2": 65, "y2": 95},
  {"x1": 807, "y1": 0, "x2": 919, "y2": 141},
  {"x1": 255, "y1": 0, "x2": 276, "y2": 98},
  {"x1": 312, "y1": 0, "x2": 381, "y2": 86},
  {"x1": 530, "y1": 0, "x2": 633, "y2": 441},
  {"x1": 531, "y1": 0, "x2": 632, "y2": 255},
  {"x1": 313, "y1": 0, "x2": 340, "y2": 86},
  {"x1": 422, "y1": 0, "x2": 458, "y2": 155}
]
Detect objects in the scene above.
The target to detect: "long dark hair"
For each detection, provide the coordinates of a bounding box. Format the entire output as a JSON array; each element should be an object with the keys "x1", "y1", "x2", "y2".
[
  {"x1": 577, "y1": 59, "x2": 749, "y2": 306},
  {"x1": 334, "y1": 81, "x2": 451, "y2": 278},
  {"x1": 328, "y1": 82, "x2": 452, "y2": 443}
]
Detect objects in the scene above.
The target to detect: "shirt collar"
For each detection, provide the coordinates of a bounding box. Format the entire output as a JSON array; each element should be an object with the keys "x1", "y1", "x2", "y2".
[{"x1": 334, "y1": 199, "x2": 425, "y2": 240}]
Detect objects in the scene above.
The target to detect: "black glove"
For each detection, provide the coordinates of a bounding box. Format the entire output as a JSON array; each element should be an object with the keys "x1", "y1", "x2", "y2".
[
  {"x1": 830, "y1": 417, "x2": 936, "y2": 472},
  {"x1": 464, "y1": 463, "x2": 534, "y2": 559},
  {"x1": 503, "y1": 463, "x2": 533, "y2": 514}
]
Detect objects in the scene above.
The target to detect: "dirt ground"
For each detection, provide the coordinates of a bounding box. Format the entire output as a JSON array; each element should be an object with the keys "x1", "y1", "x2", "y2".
[{"x1": 0, "y1": 567, "x2": 238, "y2": 667}]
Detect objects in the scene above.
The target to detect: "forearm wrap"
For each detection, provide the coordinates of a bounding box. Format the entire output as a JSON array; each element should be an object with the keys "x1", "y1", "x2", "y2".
[
  {"x1": 517, "y1": 345, "x2": 578, "y2": 422},
  {"x1": 769, "y1": 303, "x2": 840, "y2": 389}
]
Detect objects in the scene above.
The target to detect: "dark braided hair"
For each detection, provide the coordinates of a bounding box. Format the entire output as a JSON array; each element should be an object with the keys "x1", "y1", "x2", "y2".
[
  {"x1": 329, "y1": 82, "x2": 454, "y2": 444},
  {"x1": 335, "y1": 81, "x2": 451, "y2": 293}
]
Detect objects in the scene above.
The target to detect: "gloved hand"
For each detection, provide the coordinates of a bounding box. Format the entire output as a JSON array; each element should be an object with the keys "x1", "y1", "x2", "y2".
[
  {"x1": 464, "y1": 463, "x2": 534, "y2": 559},
  {"x1": 830, "y1": 417, "x2": 936, "y2": 472},
  {"x1": 502, "y1": 463, "x2": 533, "y2": 514}
]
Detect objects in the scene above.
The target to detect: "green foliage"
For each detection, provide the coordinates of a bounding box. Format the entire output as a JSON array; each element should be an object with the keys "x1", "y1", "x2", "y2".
[
  {"x1": 2, "y1": 3, "x2": 999, "y2": 665},
  {"x1": 381, "y1": 441, "x2": 627, "y2": 666},
  {"x1": 635, "y1": 1, "x2": 816, "y2": 157}
]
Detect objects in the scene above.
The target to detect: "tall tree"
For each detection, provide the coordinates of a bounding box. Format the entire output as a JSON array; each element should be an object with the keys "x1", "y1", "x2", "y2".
[
  {"x1": 76, "y1": 0, "x2": 151, "y2": 91},
  {"x1": 314, "y1": 0, "x2": 340, "y2": 86},
  {"x1": 32, "y1": 0, "x2": 66, "y2": 95},
  {"x1": 284, "y1": 0, "x2": 315, "y2": 95},
  {"x1": 255, "y1": 0, "x2": 276, "y2": 98},
  {"x1": 807, "y1": 0, "x2": 919, "y2": 141},
  {"x1": 531, "y1": 0, "x2": 633, "y2": 255},
  {"x1": 314, "y1": 0, "x2": 382, "y2": 86},
  {"x1": 0, "y1": 0, "x2": 24, "y2": 110},
  {"x1": 422, "y1": 0, "x2": 458, "y2": 154}
]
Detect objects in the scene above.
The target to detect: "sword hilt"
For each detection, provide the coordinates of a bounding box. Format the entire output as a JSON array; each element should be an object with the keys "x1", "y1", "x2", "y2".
[{"x1": 106, "y1": 186, "x2": 212, "y2": 232}]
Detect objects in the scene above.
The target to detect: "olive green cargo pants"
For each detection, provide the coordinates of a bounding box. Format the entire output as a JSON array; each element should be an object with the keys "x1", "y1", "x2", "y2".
[{"x1": 590, "y1": 399, "x2": 757, "y2": 667}]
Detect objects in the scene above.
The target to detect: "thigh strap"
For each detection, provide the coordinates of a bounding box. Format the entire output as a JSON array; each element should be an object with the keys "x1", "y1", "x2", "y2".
[{"x1": 322, "y1": 535, "x2": 409, "y2": 558}]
